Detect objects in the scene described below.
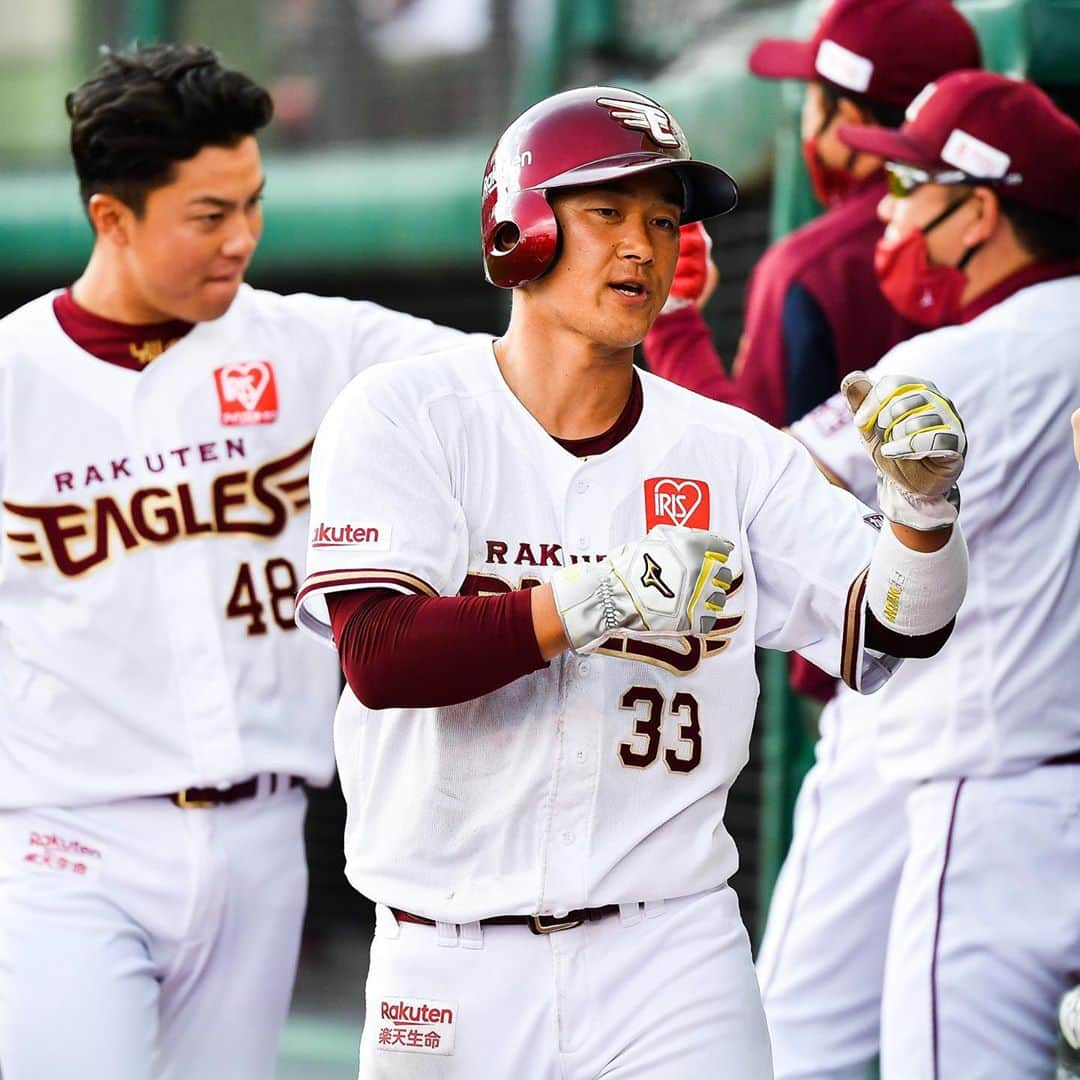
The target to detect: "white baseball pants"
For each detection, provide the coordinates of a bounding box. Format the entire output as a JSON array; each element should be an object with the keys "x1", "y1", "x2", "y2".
[
  {"x1": 0, "y1": 783, "x2": 308, "y2": 1080},
  {"x1": 358, "y1": 884, "x2": 772, "y2": 1079},
  {"x1": 880, "y1": 765, "x2": 1080, "y2": 1079},
  {"x1": 756, "y1": 703, "x2": 912, "y2": 1080}
]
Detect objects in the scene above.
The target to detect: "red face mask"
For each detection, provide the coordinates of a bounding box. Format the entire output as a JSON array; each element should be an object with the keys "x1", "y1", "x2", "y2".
[
  {"x1": 802, "y1": 136, "x2": 856, "y2": 207},
  {"x1": 874, "y1": 196, "x2": 978, "y2": 328}
]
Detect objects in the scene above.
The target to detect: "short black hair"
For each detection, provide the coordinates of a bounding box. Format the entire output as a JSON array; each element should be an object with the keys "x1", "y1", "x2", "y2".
[
  {"x1": 819, "y1": 81, "x2": 907, "y2": 130},
  {"x1": 998, "y1": 197, "x2": 1080, "y2": 263},
  {"x1": 67, "y1": 43, "x2": 273, "y2": 216}
]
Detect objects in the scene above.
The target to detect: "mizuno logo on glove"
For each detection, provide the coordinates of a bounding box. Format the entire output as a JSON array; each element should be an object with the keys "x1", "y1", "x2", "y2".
[{"x1": 640, "y1": 553, "x2": 675, "y2": 598}]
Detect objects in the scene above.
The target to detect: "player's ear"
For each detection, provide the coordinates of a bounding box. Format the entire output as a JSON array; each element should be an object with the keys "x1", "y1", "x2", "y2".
[
  {"x1": 963, "y1": 187, "x2": 1000, "y2": 248},
  {"x1": 87, "y1": 192, "x2": 135, "y2": 245},
  {"x1": 835, "y1": 95, "x2": 868, "y2": 126}
]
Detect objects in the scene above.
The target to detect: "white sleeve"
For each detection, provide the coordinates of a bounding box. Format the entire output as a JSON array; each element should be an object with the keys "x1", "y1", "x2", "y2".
[
  {"x1": 295, "y1": 371, "x2": 469, "y2": 643},
  {"x1": 788, "y1": 390, "x2": 877, "y2": 505},
  {"x1": 788, "y1": 333, "x2": 953, "y2": 504},
  {"x1": 347, "y1": 301, "x2": 468, "y2": 378},
  {"x1": 745, "y1": 429, "x2": 880, "y2": 685}
]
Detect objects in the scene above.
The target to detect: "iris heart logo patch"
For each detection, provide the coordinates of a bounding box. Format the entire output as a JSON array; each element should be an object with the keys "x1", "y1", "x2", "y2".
[
  {"x1": 214, "y1": 361, "x2": 279, "y2": 426},
  {"x1": 644, "y1": 477, "x2": 709, "y2": 529}
]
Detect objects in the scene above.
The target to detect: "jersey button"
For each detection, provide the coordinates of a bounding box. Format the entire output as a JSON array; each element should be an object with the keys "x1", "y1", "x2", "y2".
[
  {"x1": 560, "y1": 830, "x2": 575, "y2": 846},
  {"x1": 577, "y1": 660, "x2": 589, "y2": 676},
  {"x1": 574, "y1": 480, "x2": 589, "y2": 494},
  {"x1": 576, "y1": 535, "x2": 589, "y2": 549}
]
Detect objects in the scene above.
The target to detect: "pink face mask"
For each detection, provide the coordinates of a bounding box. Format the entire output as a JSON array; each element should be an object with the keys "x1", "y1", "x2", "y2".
[{"x1": 873, "y1": 195, "x2": 978, "y2": 328}]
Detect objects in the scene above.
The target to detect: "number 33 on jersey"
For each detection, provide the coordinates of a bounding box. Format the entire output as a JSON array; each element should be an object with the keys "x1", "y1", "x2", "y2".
[{"x1": 296, "y1": 338, "x2": 881, "y2": 922}]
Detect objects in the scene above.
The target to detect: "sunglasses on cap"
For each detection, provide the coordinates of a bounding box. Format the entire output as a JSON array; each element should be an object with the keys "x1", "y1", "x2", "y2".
[{"x1": 885, "y1": 161, "x2": 1025, "y2": 199}]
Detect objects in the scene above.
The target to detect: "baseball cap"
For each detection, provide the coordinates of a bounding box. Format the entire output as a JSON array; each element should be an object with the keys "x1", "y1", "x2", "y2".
[
  {"x1": 838, "y1": 71, "x2": 1080, "y2": 215},
  {"x1": 748, "y1": 0, "x2": 981, "y2": 108}
]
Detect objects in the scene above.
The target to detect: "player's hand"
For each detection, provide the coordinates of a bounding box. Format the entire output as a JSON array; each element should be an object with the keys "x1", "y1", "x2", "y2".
[
  {"x1": 660, "y1": 223, "x2": 718, "y2": 314},
  {"x1": 842, "y1": 371, "x2": 967, "y2": 530},
  {"x1": 550, "y1": 525, "x2": 735, "y2": 653}
]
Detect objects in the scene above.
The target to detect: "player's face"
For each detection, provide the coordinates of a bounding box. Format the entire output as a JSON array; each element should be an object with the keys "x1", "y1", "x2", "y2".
[
  {"x1": 801, "y1": 83, "x2": 845, "y2": 169},
  {"x1": 539, "y1": 172, "x2": 682, "y2": 348},
  {"x1": 877, "y1": 180, "x2": 977, "y2": 265},
  {"x1": 121, "y1": 136, "x2": 265, "y2": 323}
]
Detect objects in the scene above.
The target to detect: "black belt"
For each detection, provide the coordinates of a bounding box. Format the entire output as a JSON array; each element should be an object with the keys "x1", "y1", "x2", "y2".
[
  {"x1": 1044, "y1": 749, "x2": 1080, "y2": 767},
  {"x1": 169, "y1": 774, "x2": 304, "y2": 808},
  {"x1": 392, "y1": 905, "x2": 622, "y2": 936}
]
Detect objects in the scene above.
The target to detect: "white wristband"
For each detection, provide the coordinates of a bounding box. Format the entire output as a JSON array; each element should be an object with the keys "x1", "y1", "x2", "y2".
[{"x1": 866, "y1": 523, "x2": 968, "y2": 636}]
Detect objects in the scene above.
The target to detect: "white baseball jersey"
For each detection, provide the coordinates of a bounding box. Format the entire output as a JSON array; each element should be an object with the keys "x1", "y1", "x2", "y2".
[
  {"x1": 0, "y1": 285, "x2": 464, "y2": 809},
  {"x1": 792, "y1": 274, "x2": 1080, "y2": 779},
  {"x1": 297, "y1": 337, "x2": 885, "y2": 923}
]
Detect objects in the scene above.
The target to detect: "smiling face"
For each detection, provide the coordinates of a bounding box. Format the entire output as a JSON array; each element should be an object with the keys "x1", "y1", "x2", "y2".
[
  {"x1": 526, "y1": 170, "x2": 683, "y2": 350},
  {"x1": 91, "y1": 136, "x2": 265, "y2": 324}
]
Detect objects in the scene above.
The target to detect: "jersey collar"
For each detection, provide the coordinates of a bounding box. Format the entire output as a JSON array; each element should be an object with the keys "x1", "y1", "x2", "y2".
[
  {"x1": 960, "y1": 258, "x2": 1080, "y2": 324},
  {"x1": 552, "y1": 371, "x2": 644, "y2": 458}
]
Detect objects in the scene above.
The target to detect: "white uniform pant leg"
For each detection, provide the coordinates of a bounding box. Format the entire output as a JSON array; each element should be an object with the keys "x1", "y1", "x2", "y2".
[
  {"x1": 0, "y1": 787, "x2": 307, "y2": 1080},
  {"x1": 0, "y1": 808, "x2": 159, "y2": 1079},
  {"x1": 880, "y1": 767, "x2": 1080, "y2": 1080},
  {"x1": 155, "y1": 786, "x2": 309, "y2": 1080},
  {"x1": 756, "y1": 705, "x2": 912, "y2": 1080},
  {"x1": 359, "y1": 886, "x2": 771, "y2": 1080}
]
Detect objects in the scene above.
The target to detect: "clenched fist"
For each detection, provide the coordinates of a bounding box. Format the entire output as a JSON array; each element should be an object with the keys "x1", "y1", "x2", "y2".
[{"x1": 842, "y1": 371, "x2": 967, "y2": 530}]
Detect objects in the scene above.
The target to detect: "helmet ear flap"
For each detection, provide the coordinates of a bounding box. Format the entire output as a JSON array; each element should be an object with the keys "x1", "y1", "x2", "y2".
[{"x1": 483, "y1": 189, "x2": 559, "y2": 288}]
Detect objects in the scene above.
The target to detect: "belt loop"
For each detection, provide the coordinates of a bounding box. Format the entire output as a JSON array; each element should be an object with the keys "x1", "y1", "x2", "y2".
[
  {"x1": 375, "y1": 904, "x2": 401, "y2": 940},
  {"x1": 435, "y1": 921, "x2": 459, "y2": 949},
  {"x1": 643, "y1": 899, "x2": 665, "y2": 920},
  {"x1": 459, "y1": 921, "x2": 484, "y2": 950},
  {"x1": 618, "y1": 902, "x2": 644, "y2": 927}
]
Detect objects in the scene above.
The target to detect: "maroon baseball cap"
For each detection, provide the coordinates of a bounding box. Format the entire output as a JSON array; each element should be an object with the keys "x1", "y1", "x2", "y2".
[
  {"x1": 838, "y1": 70, "x2": 1080, "y2": 215},
  {"x1": 749, "y1": 0, "x2": 981, "y2": 108}
]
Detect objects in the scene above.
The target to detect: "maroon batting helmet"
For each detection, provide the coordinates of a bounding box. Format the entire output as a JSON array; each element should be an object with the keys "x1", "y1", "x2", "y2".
[{"x1": 482, "y1": 86, "x2": 739, "y2": 288}]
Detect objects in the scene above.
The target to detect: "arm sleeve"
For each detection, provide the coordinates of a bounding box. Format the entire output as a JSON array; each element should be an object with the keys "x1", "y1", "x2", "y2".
[
  {"x1": 295, "y1": 370, "x2": 469, "y2": 641},
  {"x1": 782, "y1": 283, "x2": 840, "y2": 425},
  {"x1": 641, "y1": 307, "x2": 742, "y2": 402},
  {"x1": 328, "y1": 587, "x2": 546, "y2": 709}
]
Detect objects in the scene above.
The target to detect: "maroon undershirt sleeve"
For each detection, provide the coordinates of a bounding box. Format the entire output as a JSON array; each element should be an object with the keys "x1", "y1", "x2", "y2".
[
  {"x1": 327, "y1": 587, "x2": 548, "y2": 709},
  {"x1": 643, "y1": 306, "x2": 768, "y2": 418},
  {"x1": 324, "y1": 378, "x2": 640, "y2": 710},
  {"x1": 642, "y1": 307, "x2": 738, "y2": 400}
]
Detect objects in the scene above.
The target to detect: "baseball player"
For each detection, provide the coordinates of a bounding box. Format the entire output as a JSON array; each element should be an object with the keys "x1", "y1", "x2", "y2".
[
  {"x1": 643, "y1": 0, "x2": 980, "y2": 426},
  {"x1": 643, "y1": 0, "x2": 980, "y2": 706},
  {"x1": 296, "y1": 86, "x2": 972, "y2": 1079},
  {"x1": 785, "y1": 71, "x2": 1080, "y2": 1077},
  {"x1": 0, "y1": 45, "x2": 465, "y2": 1080}
]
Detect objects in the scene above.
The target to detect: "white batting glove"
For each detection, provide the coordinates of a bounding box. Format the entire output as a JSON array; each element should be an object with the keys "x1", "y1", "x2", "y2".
[
  {"x1": 842, "y1": 371, "x2": 967, "y2": 531},
  {"x1": 550, "y1": 525, "x2": 735, "y2": 653}
]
